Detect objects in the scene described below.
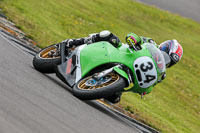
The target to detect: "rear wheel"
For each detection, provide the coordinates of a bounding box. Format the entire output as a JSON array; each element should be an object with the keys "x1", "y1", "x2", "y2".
[
  {"x1": 73, "y1": 73, "x2": 126, "y2": 100},
  {"x1": 33, "y1": 44, "x2": 61, "y2": 73}
]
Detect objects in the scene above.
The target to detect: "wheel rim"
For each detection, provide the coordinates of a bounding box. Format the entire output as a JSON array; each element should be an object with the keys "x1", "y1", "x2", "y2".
[
  {"x1": 39, "y1": 46, "x2": 60, "y2": 59},
  {"x1": 78, "y1": 73, "x2": 119, "y2": 90}
]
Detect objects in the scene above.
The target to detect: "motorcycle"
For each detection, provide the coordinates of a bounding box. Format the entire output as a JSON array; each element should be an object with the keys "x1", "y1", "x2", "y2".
[{"x1": 33, "y1": 41, "x2": 169, "y2": 100}]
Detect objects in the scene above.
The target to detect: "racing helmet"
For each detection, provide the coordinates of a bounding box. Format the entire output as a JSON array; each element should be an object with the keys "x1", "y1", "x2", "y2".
[
  {"x1": 159, "y1": 39, "x2": 183, "y2": 68},
  {"x1": 125, "y1": 33, "x2": 142, "y2": 47}
]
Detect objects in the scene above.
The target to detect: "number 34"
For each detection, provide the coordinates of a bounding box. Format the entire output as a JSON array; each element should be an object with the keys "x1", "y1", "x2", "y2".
[{"x1": 140, "y1": 62, "x2": 156, "y2": 83}]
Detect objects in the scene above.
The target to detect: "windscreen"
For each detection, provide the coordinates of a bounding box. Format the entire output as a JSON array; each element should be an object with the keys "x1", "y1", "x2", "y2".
[{"x1": 143, "y1": 43, "x2": 166, "y2": 74}]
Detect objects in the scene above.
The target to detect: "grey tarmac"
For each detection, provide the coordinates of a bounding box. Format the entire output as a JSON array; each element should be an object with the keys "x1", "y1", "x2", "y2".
[{"x1": 137, "y1": 0, "x2": 200, "y2": 22}]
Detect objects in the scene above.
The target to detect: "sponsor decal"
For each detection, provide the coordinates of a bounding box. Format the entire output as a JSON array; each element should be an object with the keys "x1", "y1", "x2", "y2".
[{"x1": 66, "y1": 58, "x2": 72, "y2": 74}]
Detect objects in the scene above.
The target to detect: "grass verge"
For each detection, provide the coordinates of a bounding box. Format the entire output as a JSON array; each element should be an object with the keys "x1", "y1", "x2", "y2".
[{"x1": 1, "y1": 0, "x2": 200, "y2": 132}]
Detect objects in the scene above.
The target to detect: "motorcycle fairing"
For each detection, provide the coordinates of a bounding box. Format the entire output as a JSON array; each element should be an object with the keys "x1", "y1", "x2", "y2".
[
  {"x1": 56, "y1": 45, "x2": 86, "y2": 87},
  {"x1": 79, "y1": 42, "x2": 163, "y2": 94},
  {"x1": 56, "y1": 41, "x2": 163, "y2": 95}
]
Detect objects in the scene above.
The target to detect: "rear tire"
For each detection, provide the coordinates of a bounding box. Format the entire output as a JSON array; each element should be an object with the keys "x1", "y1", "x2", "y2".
[
  {"x1": 73, "y1": 73, "x2": 126, "y2": 100},
  {"x1": 33, "y1": 44, "x2": 61, "y2": 73}
]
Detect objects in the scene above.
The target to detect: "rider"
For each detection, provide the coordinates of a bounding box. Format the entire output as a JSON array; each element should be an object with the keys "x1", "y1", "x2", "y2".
[{"x1": 53, "y1": 30, "x2": 183, "y2": 103}]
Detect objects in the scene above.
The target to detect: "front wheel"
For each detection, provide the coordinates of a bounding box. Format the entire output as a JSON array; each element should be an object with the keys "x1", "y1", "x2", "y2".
[
  {"x1": 33, "y1": 44, "x2": 61, "y2": 73},
  {"x1": 72, "y1": 73, "x2": 127, "y2": 100}
]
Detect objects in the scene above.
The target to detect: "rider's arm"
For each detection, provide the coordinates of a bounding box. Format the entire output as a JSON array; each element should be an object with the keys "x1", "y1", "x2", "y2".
[{"x1": 140, "y1": 36, "x2": 157, "y2": 47}]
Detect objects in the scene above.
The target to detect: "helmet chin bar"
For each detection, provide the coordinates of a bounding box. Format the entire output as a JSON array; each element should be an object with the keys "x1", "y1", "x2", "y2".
[
  {"x1": 171, "y1": 53, "x2": 180, "y2": 63},
  {"x1": 166, "y1": 53, "x2": 179, "y2": 68}
]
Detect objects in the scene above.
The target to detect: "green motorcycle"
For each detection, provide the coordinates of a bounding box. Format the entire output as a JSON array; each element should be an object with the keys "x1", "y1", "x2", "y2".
[{"x1": 33, "y1": 41, "x2": 169, "y2": 100}]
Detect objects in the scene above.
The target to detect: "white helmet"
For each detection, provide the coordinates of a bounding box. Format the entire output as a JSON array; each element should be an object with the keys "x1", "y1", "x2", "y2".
[{"x1": 159, "y1": 39, "x2": 183, "y2": 68}]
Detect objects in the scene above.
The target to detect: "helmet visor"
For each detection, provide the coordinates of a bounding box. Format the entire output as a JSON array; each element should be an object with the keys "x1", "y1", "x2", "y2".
[{"x1": 159, "y1": 40, "x2": 172, "y2": 53}]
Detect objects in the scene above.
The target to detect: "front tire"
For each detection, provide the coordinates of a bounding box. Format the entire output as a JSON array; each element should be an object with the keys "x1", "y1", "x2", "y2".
[
  {"x1": 72, "y1": 73, "x2": 126, "y2": 100},
  {"x1": 33, "y1": 44, "x2": 61, "y2": 73}
]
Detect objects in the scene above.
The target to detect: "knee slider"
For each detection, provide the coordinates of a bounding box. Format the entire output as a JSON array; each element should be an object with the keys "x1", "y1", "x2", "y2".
[{"x1": 99, "y1": 30, "x2": 111, "y2": 38}]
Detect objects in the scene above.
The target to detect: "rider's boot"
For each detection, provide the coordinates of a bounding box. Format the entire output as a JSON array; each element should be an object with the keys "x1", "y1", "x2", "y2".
[{"x1": 104, "y1": 92, "x2": 122, "y2": 104}]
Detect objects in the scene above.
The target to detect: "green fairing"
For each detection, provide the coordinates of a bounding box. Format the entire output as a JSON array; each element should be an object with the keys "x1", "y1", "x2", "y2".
[
  {"x1": 113, "y1": 67, "x2": 129, "y2": 81},
  {"x1": 80, "y1": 41, "x2": 163, "y2": 94}
]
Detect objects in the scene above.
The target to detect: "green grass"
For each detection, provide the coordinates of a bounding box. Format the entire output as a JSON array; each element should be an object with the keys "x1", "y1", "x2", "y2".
[{"x1": 1, "y1": 0, "x2": 200, "y2": 132}]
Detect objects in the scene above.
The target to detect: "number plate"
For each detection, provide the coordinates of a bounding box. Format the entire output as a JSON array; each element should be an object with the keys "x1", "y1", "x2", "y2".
[{"x1": 133, "y1": 56, "x2": 157, "y2": 88}]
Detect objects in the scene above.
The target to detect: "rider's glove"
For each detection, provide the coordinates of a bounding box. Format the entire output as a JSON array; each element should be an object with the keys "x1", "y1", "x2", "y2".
[
  {"x1": 157, "y1": 72, "x2": 166, "y2": 83},
  {"x1": 161, "y1": 72, "x2": 166, "y2": 80}
]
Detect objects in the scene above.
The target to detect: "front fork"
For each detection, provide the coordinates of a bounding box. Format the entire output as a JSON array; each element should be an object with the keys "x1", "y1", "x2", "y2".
[
  {"x1": 93, "y1": 64, "x2": 147, "y2": 98},
  {"x1": 93, "y1": 64, "x2": 131, "y2": 87}
]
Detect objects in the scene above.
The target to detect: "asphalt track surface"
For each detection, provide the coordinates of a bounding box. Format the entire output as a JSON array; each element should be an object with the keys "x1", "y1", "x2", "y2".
[
  {"x1": 0, "y1": 31, "x2": 150, "y2": 133},
  {"x1": 137, "y1": 0, "x2": 200, "y2": 22}
]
